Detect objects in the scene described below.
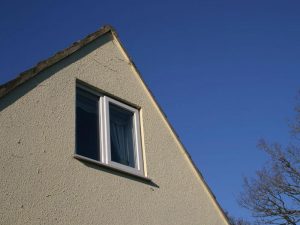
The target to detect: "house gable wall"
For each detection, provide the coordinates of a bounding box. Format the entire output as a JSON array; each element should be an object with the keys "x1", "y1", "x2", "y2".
[{"x1": 0, "y1": 33, "x2": 228, "y2": 225}]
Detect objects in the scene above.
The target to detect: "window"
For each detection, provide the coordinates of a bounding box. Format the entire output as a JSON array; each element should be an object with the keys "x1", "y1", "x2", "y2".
[{"x1": 75, "y1": 84, "x2": 144, "y2": 176}]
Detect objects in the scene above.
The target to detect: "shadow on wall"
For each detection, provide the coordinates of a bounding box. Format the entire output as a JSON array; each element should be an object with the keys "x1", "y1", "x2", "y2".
[
  {"x1": 0, "y1": 33, "x2": 112, "y2": 112},
  {"x1": 76, "y1": 158, "x2": 160, "y2": 188}
]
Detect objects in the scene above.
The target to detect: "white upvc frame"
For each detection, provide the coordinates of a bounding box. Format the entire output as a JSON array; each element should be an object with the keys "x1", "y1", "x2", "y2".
[
  {"x1": 102, "y1": 96, "x2": 144, "y2": 176},
  {"x1": 75, "y1": 84, "x2": 145, "y2": 177}
]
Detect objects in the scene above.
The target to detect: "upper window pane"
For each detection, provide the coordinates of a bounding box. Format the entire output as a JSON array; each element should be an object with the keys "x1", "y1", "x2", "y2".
[
  {"x1": 109, "y1": 103, "x2": 136, "y2": 168},
  {"x1": 76, "y1": 88, "x2": 100, "y2": 161}
]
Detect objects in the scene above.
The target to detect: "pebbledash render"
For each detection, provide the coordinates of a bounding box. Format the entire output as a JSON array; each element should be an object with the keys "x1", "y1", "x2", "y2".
[{"x1": 0, "y1": 25, "x2": 230, "y2": 225}]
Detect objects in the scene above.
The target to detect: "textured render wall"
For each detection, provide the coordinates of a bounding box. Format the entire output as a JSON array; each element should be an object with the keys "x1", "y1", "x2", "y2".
[{"x1": 0, "y1": 33, "x2": 228, "y2": 225}]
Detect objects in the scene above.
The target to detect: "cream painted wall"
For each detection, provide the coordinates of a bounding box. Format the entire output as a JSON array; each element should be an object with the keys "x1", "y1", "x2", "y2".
[{"x1": 0, "y1": 33, "x2": 228, "y2": 225}]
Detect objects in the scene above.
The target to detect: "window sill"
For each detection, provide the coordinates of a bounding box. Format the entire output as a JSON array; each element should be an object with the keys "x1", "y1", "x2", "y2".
[{"x1": 73, "y1": 154, "x2": 151, "y2": 182}]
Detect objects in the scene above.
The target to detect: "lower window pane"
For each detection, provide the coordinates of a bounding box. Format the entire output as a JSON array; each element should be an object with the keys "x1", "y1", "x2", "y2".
[
  {"x1": 109, "y1": 103, "x2": 136, "y2": 168},
  {"x1": 76, "y1": 88, "x2": 100, "y2": 161}
]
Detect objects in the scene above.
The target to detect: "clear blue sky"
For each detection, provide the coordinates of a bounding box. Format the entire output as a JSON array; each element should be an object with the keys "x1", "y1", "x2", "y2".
[{"x1": 1, "y1": 0, "x2": 300, "y2": 221}]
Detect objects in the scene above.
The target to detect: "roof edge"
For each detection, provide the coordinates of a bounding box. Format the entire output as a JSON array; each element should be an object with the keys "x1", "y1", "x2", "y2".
[{"x1": 0, "y1": 25, "x2": 114, "y2": 99}]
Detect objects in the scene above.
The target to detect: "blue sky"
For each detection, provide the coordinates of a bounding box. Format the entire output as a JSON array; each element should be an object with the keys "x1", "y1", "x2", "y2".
[{"x1": 1, "y1": 0, "x2": 300, "y2": 221}]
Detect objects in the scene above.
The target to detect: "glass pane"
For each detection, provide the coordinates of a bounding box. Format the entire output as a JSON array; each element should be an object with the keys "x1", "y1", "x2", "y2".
[
  {"x1": 109, "y1": 103, "x2": 136, "y2": 168},
  {"x1": 76, "y1": 88, "x2": 100, "y2": 161}
]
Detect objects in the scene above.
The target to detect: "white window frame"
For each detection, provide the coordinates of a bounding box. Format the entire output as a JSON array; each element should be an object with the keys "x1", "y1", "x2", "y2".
[{"x1": 75, "y1": 83, "x2": 145, "y2": 177}]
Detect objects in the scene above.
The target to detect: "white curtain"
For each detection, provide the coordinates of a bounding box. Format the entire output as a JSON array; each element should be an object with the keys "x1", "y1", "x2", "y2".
[{"x1": 110, "y1": 112, "x2": 136, "y2": 167}]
